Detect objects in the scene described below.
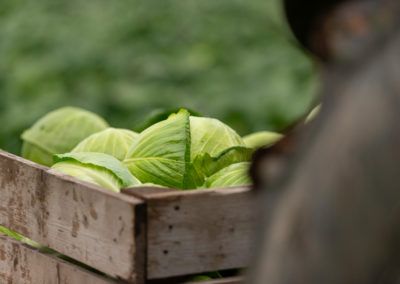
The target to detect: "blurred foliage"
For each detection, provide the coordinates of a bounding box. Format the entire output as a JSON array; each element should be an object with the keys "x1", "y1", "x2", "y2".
[{"x1": 0, "y1": 0, "x2": 317, "y2": 154}]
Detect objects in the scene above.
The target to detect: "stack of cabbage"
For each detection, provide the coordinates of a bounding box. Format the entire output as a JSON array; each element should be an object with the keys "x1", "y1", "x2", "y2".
[{"x1": 21, "y1": 107, "x2": 282, "y2": 192}]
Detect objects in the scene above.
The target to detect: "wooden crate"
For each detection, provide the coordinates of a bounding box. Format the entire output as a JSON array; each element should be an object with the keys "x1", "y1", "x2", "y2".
[{"x1": 0, "y1": 150, "x2": 254, "y2": 283}]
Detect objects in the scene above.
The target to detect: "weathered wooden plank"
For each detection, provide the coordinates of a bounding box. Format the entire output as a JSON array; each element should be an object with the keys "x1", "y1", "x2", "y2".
[
  {"x1": 123, "y1": 186, "x2": 255, "y2": 279},
  {"x1": 0, "y1": 150, "x2": 146, "y2": 282},
  {"x1": 0, "y1": 234, "x2": 116, "y2": 284},
  {"x1": 183, "y1": 276, "x2": 244, "y2": 284}
]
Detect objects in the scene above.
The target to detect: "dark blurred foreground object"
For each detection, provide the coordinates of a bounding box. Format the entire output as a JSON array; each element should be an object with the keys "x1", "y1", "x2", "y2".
[{"x1": 250, "y1": 0, "x2": 400, "y2": 283}]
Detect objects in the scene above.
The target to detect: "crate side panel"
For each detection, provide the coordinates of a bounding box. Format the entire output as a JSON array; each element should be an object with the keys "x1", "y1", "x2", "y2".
[
  {"x1": 0, "y1": 150, "x2": 144, "y2": 281},
  {"x1": 145, "y1": 187, "x2": 255, "y2": 279},
  {"x1": 0, "y1": 234, "x2": 116, "y2": 284}
]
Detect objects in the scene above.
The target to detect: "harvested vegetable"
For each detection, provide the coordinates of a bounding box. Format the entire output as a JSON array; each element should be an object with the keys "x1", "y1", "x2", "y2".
[
  {"x1": 243, "y1": 131, "x2": 283, "y2": 149},
  {"x1": 52, "y1": 152, "x2": 140, "y2": 192},
  {"x1": 72, "y1": 128, "x2": 138, "y2": 161},
  {"x1": 21, "y1": 107, "x2": 108, "y2": 166},
  {"x1": 203, "y1": 162, "x2": 252, "y2": 188}
]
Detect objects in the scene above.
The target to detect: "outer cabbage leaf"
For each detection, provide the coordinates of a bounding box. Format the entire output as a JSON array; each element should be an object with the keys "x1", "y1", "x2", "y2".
[
  {"x1": 21, "y1": 141, "x2": 54, "y2": 167},
  {"x1": 128, "y1": 183, "x2": 167, "y2": 188},
  {"x1": 123, "y1": 109, "x2": 191, "y2": 189},
  {"x1": 305, "y1": 104, "x2": 321, "y2": 123},
  {"x1": 189, "y1": 116, "x2": 245, "y2": 161},
  {"x1": 53, "y1": 152, "x2": 140, "y2": 192},
  {"x1": 21, "y1": 107, "x2": 109, "y2": 166},
  {"x1": 72, "y1": 128, "x2": 138, "y2": 161},
  {"x1": 203, "y1": 162, "x2": 252, "y2": 188},
  {"x1": 243, "y1": 131, "x2": 283, "y2": 149},
  {"x1": 190, "y1": 146, "x2": 253, "y2": 188},
  {"x1": 187, "y1": 116, "x2": 247, "y2": 188}
]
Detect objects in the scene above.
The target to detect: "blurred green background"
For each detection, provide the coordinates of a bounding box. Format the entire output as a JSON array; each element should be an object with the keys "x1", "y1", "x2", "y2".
[{"x1": 0, "y1": 0, "x2": 317, "y2": 155}]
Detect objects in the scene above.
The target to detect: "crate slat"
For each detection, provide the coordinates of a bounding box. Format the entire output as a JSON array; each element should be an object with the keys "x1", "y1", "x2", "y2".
[
  {"x1": 0, "y1": 151, "x2": 146, "y2": 282},
  {"x1": 0, "y1": 234, "x2": 116, "y2": 284},
  {"x1": 123, "y1": 186, "x2": 255, "y2": 279}
]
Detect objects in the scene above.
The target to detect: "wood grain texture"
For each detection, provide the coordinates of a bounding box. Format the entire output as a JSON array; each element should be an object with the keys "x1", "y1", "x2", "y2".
[
  {"x1": 123, "y1": 186, "x2": 255, "y2": 279},
  {"x1": 0, "y1": 150, "x2": 145, "y2": 282},
  {"x1": 0, "y1": 234, "x2": 115, "y2": 284}
]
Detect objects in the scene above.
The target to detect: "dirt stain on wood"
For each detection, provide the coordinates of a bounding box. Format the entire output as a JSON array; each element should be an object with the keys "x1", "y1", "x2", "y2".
[
  {"x1": 118, "y1": 219, "x2": 125, "y2": 237},
  {"x1": 72, "y1": 189, "x2": 78, "y2": 202},
  {"x1": 71, "y1": 211, "x2": 80, "y2": 237},
  {"x1": 89, "y1": 203, "x2": 98, "y2": 220},
  {"x1": 30, "y1": 193, "x2": 36, "y2": 207},
  {"x1": 0, "y1": 158, "x2": 18, "y2": 188},
  {"x1": 36, "y1": 170, "x2": 50, "y2": 238},
  {"x1": 83, "y1": 215, "x2": 89, "y2": 229},
  {"x1": 0, "y1": 244, "x2": 5, "y2": 261}
]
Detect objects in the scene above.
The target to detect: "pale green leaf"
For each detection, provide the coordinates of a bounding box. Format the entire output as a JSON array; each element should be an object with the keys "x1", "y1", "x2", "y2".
[
  {"x1": 21, "y1": 107, "x2": 109, "y2": 166},
  {"x1": 189, "y1": 146, "x2": 253, "y2": 188},
  {"x1": 190, "y1": 116, "x2": 245, "y2": 161},
  {"x1": 21, "y1": 141, "x2": 54, "y2": 167},
  {"x1": 305, "y1": 104, "x2": 321, "y2": 123},
  {"x1": 124, "y1": 109, "x2": 191, "y2": 189},
  {"x1": 243, "y1": 131, "x2": 283, "y2": 149},
  {"x1": 53, "y1": 152, "x2": 140, "y2": 191},
  {"x1": 72, "y1": 128, "x2": 138, "y2": 161},
  {"x1": 203, "y1": 162, "x2": 252, "y2": 188}
]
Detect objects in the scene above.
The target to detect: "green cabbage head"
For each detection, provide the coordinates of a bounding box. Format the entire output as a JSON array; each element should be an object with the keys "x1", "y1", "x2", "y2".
[
  {"x1": 52, "y1": 152, "x2": 140, "y2": 192},
  {"x1": 124, "y1": 109, "x2": 191, "y2": 189},
  {"x1": 21, "y1": 107, "x2": 109, "y2": 167},
  {"x1": 188, "y1": 116, "x2": 252, "y2": 188},
  {"x1": 72, "y1": 128, "x2": 138, "y2": 161},
  {"x1": 124, "y1": 109, "x2": 252, "y2": 189},
  {"x1": 203, "y1": 162, "x2": 251, "y2": 188}
]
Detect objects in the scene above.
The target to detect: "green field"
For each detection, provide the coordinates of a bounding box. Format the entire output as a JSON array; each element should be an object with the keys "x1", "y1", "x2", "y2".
[{"x1": 0, "y1": 0, "x2": 317, "y2": 154}]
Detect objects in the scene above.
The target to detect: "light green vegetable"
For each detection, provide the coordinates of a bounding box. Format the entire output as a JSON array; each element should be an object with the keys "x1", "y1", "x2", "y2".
[
  {"x1": 23, "y1": 107, "x2": 252, "y2": 190},
  {"x1": 189, "y1": 146, "x2": 252, "y2": 188},
  {"x1": 0, "y1": 225, "x2": 55, "y2": 254},
  {"x1": 190, "y1": 116, "x2": 245, "y2": 159},
  {"x1": 21, "y1": 142, "x2": 54, "y2": 166},
  {"x1": 72, "y1": 128, "x2": 138, "y2": 161},
  {"x1": 243, "y1": 131, "x2": 283, "y2": 149},
  {"x1": 305, "y1": 104, "x2": 321, "y2": 123},
  {"x1": 21, "y1": 107, "x2": 109, "y2": 167},
  {"x1": 0, "y1": 225, "x2": 111, "y2": 276},
  {"x1": 124, "y1": 109, "x2": 251, "y2": 189},
  {"x1": 0, "y1": 225, "x2": 25, "y2": 241},
  {"x1": 203, "y1": 162, "x2": 251, "y2": 188},
  {"x1": 128, "y1": 182, "x2": 167, "y2": 188},
  {"x1": 52, "y1": 152, "x2": 140, "y2": 192},
  {"x1": 124, "y1": 109, "x2": 191, "y2": 189},
  {"x1": 188, "y1": 116, "x2": 250, "y2": 188},
  {"x1": 186, "y1": 271, "x2": 222, "y2": 282},
  {"x1": 186, "y1": 275, "x2": 213, "y2": 282}
]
